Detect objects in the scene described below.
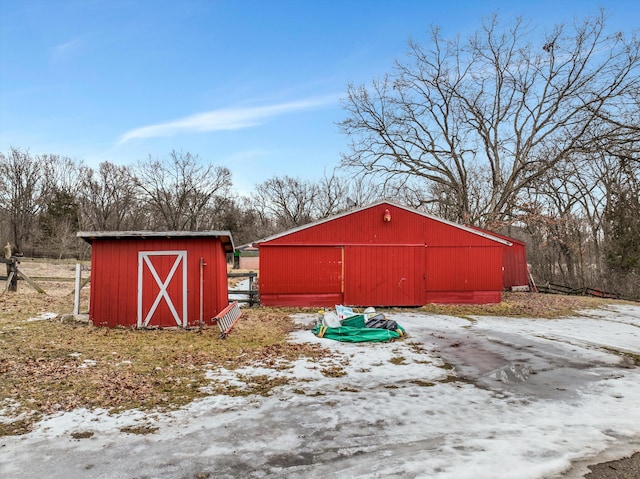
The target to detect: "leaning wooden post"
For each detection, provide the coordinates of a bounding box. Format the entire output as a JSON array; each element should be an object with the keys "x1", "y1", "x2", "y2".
[
  {"x1": 8, "y1": 259, "x2": 17, "y2": 292},
  {"x1": 4, "y1": 243, "x2": 17, "y2": 292}
]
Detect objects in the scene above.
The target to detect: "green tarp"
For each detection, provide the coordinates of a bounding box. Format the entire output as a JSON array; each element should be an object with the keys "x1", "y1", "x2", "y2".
[{"x1": 312, "y1": 314, "x2": 405, "y2": 343}]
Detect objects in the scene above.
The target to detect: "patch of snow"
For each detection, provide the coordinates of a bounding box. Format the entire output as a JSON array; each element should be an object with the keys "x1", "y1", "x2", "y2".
[
  {"x1": 26, "y1": 312, "x2": 57, "y2": 322},
  {"x1": 1, "y1": 306, "x2": 640, "y2": 479},
  {"x1": 79, "y1": 359, "x2": 97, "y2": 368}
]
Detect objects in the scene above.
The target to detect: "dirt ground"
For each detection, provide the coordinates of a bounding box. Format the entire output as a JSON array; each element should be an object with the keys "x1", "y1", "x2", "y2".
[{"x1": 585, "y1": 453, "x2": 640, "y2": 479}]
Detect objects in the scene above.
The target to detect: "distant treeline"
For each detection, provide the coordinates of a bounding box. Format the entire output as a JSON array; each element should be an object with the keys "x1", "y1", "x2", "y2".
[{"x1": 2, "y1": 11, "x2": 640, "y2": 299}]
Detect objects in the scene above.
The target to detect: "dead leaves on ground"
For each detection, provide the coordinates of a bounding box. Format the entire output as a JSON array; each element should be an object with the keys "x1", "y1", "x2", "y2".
[
  {"x1": 0, "y1": 301, "x2": 329, "y2": 436},
  {"x1": 419, "y1": 292, "x2": 618, "y2": 319},
  {"x1": 1, "y1": 286, "x2": 625, "y2": 437}
]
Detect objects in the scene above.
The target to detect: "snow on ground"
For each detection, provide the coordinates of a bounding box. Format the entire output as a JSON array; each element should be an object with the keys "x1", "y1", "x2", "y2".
[
  {"x1": 26, "y1": 312, "x2": 58, "y2": 322},
  {"x1": 1, "y1": 305, "x2": 640, "y2": 479},
  {"x1": 229, "y1": 278, "x2": 255, "y2": 306}
]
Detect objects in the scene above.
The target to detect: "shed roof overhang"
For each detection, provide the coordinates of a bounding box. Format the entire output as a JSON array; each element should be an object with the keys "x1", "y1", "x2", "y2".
[{"x1": 77, "y1": 230, "x2": 235, "y2": 253}]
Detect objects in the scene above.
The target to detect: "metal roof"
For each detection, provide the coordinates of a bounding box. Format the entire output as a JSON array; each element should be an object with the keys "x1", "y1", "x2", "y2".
[{"x1": 77, "y1": 230, "x2": 235, "y2": 253}]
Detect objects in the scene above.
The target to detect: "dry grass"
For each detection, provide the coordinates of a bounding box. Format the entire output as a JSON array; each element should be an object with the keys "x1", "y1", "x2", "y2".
[
  {"x1": 0, "y1": 263, "x2": 630, "y2": 437},
  {"x1": 0, "y1": 278, "x2": 326, "y2": 437},
  {"x1": 417, "y1": 292, "x2": 625, "y2": 319},
  {"x1": 15, "y1": 257, "x2": 88, "y2": 280}
]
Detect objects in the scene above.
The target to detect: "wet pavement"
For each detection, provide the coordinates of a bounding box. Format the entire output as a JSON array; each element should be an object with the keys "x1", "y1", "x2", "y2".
[{"x1": 421, "y1": 326, "x2": 624, "y2": 400}]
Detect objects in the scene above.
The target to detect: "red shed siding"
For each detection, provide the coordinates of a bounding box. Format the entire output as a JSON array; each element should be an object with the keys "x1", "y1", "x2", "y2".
[
  {"x1": 89, "y1": 237, "x2": 228, "y2": 328},
  {"x1": 425, "y1": 246, "x2": 503, "y2": 304},
  {"x1": 259, "y1": 246, "x2": 342, "y2": 294},
  {"x1": 344, "y1": 245, "x2": 426, "y2": 306},
  {"x1": 426, "y1": 246, "x2": 502, "y2": 291},
  {"x1": 256, "y1": 202, "x2": 513, "y2": 306},
  {"x1": 425, "y1": 290, "x2": 502, "y2": 303},
  {"x1": 259, "y1": 246, "x2": 343, "y2": 307},
  {"x1": 468, "y1": 226, "x2": 529, "y2": 290},
  {"x1": 502, "y1": 242, "x2": 528, "y2": 289}
]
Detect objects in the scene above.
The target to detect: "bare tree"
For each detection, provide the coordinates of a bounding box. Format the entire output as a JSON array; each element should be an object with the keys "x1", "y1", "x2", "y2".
[
  {"x1": 38, "y1": 187, "x2": 80, "y2": 259},
  {"x1": 78, "y1": 162, "x2": 141, "y2": 231},
  {"x1": 314, "y1": 171, "x2": 350, "y2": 218},
  {"x1": 340, "y1": 11, "x2": 640, "y2": 227},
  {"x1": 252, "y1": 175, "x2": 318, "y2": 230},
  {"x1": 205, "y1": 195, "x2": 271, "y2": 246},
  {"x1": 518, "y1": 133, "x2": 640, "y2": 294},
  {"x1": 34, "y1": 154, "x2": 84, "y2": 257},
  {"x1": 0, "y1": 148, "x2": 44, "y2": 252},
  {"x1": 39, "y1": 154, "x2": 81, "y2": 197},
  {"x1": 342, "y1": 174, "x2": 389, "y2": 208},
  {"x1": 133, "y1": 150, "x2": 232, "y2": 231},
  {"x1": 601, "y1": 152, "x2": 640, "y2": 298},
  {"x1": 249, "y1": 171, "x2": 441, "y2": 239}
]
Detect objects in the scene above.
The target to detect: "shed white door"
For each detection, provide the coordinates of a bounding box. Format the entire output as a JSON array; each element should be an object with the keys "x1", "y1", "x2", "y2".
[{"x1": 137, "y1": 251, "x2": 188, "y2": 328}]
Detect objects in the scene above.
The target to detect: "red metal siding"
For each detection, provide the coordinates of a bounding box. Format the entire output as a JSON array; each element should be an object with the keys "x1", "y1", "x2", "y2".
[
  {"x1": 467, "y1": 226, "x2": 529, "y2": 290},
  {"x1": 259, "y1": 246, "x2": 343, "y2": 307},
  {"x1": 502, "y1": 242, "x2": 529, "y2": 289},
  {"x1": 344, "y1": 245, "x2": 426, "y2": 306},
  {"x1": 260, "y1": 292, "x2": 344, "y2": 307},
  {"x1": 89, "y1": 237, "x2": 228, "y2": 328},
  {"x1": 425, "y1": 246, "x2": 502, "y2": 304},
  {"x1": 256, "y1": 202, "x2": 507, "y2": 306},
  {"x1": 91, "y1": 239, "x2": 138, "y2": 328},
  {"x1": 425, "y1": 291, "x2": 502, "y2": 303},
  {"x1": 426, "y1": 246, "x2": 503, "y2": 291}
]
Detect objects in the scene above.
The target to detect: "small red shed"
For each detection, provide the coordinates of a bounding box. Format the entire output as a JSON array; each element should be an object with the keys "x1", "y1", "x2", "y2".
[
  {"x1": 77, "y1": 231, "x2": 234, "y2": 328},
  {"x1": 253, "y1": 202, "x2": 524, "y2": 307}
]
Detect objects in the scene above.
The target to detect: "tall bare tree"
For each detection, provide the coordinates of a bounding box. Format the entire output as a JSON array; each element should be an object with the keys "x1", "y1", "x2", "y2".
[
  {"x1": 35, "y1": 154, "x2": 84, "y2": 257},
  {"x1": 340, "y1": 11, "x2": 640, "y2": 227},
  {"x1": 38, "y1": 187, "x2": 80, "y2": 259},
  {"x1": 0, "y1": 148, "x2": 44, "y2": 252},
  {"x1": 601, "y1": 152, "x2": 640, "y2": 297},
  {"x1": 133, "y1": 150, "x2": 232, "y2": 231},
  {"x1": 252, "y1": 175, "x2": 318, "y2": 230},
  {"x1": 78, "y1": 162, "x2": 141, "y2": 231}
]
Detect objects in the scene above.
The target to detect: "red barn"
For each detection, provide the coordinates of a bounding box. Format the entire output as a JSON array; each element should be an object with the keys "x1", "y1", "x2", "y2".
[
  {"x1": 253, "y1": 202, "x2": 526, "y2": 307},
  {"x1": 77, "y1": 231, "x2": 234, "y2": 328}
]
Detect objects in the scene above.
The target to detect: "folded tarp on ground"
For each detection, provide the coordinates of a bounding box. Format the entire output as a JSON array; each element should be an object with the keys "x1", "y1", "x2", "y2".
[{"x1": 312, "y1": 313, "x2": 405, "y2": 343}]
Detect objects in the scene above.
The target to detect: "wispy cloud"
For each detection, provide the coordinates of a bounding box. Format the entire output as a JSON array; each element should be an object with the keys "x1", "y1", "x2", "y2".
[
  {"x1": 117, "y1": 96, "x2": 338, "y2": 144},
  {"x1": 50, "y1": 38, "x2": 84, "y2": 63}
]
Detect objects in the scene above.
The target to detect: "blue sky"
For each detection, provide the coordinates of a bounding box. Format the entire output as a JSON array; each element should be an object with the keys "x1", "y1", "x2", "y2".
[{"x1": 1, "y1": 0, "x2": 638, "y2": 195}]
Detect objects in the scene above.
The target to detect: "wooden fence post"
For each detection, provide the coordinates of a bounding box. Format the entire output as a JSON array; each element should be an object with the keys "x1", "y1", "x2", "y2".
[
  {"x1": 8, "y1": 259, "x2": 17, "y2": 292},
  {"x1": 74, "y1": 264, "x2": 82, "y2": 314},
  {"x1": 3, "y1": 243, "x2": 17, "y2": 292}
]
